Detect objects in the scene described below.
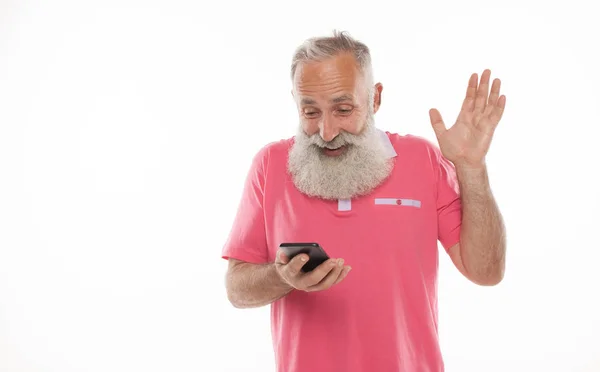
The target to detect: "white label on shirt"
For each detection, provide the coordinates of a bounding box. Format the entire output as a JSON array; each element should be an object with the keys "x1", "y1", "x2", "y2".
[{"x1": 338, "y1": 199, "x2": 352, "y2": 211}]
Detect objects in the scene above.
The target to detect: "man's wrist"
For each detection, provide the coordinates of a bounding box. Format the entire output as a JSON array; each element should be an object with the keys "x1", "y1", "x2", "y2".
[
  {"x1": 455, "y1": 162, "x2": 491, "y2": 192},
  {"x1": 271, "y1": 263, "x2": 294, "y2": 292},
  {"x1": 454, "y1": 161, "x2": 487, "y2": 174}
]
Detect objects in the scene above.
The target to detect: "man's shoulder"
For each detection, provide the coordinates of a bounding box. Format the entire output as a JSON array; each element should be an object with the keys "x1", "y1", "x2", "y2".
[
  {"x1": 264, "y1": 136, "x2": 295, "y2": 152},
  {"x1": 384, "y1": 130, "x2": 441, "y2": 155},
  {"x1": 253, "y1": 136, "x2": 294, "y2": 160},
  {"x1": 247, "y1": 136, "x2": 294, "y2": 173}
]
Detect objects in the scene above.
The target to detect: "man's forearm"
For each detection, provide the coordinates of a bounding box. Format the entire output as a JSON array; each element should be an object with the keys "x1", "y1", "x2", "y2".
[
  {"x1": 226, "y1": 262, "x2": 293, "y2": 308},
  {"x1": 456, "y1": 164, "x2": 506, "y2": 285}
]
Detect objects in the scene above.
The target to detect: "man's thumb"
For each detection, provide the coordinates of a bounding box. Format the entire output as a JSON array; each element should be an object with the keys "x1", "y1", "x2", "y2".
[{"x1": 429, "y1": 108, "x2": 446, "y2": 139}]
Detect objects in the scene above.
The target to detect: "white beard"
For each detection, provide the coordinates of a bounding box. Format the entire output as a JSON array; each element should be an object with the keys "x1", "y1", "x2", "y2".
[{"x1": 287, "y1": 115, "x2": 394, "y2": 200}]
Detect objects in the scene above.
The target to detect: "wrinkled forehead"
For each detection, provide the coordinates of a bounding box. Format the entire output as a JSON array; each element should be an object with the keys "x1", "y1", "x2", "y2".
[{"x1": 293, "y1": 53, "x2": 366, "y2": 98}]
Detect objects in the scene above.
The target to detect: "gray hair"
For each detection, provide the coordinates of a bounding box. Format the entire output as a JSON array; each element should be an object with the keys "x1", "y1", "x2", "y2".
[{"x1": 290, "y1": 30, "x2": 375, "y2": 104}]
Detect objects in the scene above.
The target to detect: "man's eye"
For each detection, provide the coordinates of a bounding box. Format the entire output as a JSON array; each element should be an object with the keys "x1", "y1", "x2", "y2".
[
  {"x1": 305, "y1": 112, "x2": 319, "y2": 118},
  {"x1": 338, "y1": 109, "x2": 352, "y2": 114}
]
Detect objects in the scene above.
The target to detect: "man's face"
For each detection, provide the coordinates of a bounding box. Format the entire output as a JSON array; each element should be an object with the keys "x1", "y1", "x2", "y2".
[
  {"x1": 292, "y1": 52, "x2": 373, "y2": 157},
  {"x1": 288, "y1": 53, "x2": 393, "y2": 200}
]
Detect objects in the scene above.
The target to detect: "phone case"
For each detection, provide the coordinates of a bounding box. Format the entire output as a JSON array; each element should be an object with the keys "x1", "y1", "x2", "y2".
[{"x1": 279, "y1": 243, "x2": 330, "y2": 272}]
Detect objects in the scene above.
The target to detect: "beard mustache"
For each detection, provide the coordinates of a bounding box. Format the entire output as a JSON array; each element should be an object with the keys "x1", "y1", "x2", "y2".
[{"x1": 287, "y1": 113, "x2": 394, "y2": 200}]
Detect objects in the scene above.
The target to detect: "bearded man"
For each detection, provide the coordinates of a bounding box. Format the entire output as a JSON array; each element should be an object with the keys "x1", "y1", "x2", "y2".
[{"x1": 222, "y1": 30, "x2": 507, "y2": 372}]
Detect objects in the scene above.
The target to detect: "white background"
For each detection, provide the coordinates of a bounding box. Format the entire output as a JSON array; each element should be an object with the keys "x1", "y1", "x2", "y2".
[{"x1": 1, "y1": 0, "x2": 599, "y2": 371}]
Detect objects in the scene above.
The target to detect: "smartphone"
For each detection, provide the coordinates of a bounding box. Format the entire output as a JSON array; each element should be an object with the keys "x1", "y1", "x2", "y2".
[{"x1": 279, "y1": 242, "x2": 330, "y2": 272}]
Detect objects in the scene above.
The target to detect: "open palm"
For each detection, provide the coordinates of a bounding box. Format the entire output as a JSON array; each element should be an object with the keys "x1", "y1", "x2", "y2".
[{"x1": 429, "y1": 69, "x2": 506, "y2": 168}]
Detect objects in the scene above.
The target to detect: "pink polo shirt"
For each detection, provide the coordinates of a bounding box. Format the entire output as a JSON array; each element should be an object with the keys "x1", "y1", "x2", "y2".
[{"x1": 222, "y1": 130, "x2": 462, "y2": 372}]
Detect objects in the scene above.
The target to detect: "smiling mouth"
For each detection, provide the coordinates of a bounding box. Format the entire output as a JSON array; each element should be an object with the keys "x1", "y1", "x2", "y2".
[{"x1": 321, "y1": 145, "x2": 347, "y2": 157}]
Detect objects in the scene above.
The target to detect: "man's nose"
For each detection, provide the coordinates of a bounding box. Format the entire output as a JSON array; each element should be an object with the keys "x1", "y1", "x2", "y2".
[{"x1": 319, "y1": 115, "x2": 339, "y2": 142}]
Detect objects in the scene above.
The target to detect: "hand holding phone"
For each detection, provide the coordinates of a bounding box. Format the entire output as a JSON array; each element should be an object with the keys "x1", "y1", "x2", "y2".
[{"x1": 275, "y1": 243, "x2": 351, "y2": 292}]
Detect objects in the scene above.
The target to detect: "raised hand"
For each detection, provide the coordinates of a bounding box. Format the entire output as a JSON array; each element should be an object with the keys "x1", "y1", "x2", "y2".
[{"x1": 428, "y1": 69, "x2": 506, "y2": 168}]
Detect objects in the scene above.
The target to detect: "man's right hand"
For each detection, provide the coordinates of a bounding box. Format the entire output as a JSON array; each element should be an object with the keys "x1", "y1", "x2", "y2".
[{"x1": 274, "y1": 249, "x2": 352, "y2": 292}]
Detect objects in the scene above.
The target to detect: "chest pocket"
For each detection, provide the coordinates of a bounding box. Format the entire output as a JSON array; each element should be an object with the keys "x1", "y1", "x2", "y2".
[
  {"x1": 374, "y1": 198, "x2": 421, "y2": 208},
  {"x1": 368, "y1": 197, "x2": 426, "y2": 239}
]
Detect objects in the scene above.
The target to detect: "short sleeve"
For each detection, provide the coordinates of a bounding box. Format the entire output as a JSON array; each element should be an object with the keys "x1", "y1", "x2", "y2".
[
  {"x1": 433, "y1": 146, "x2": 462, "y2": 252},
  {"x1": 221, "y1": 145, "x2": 270, "y2": 264}
]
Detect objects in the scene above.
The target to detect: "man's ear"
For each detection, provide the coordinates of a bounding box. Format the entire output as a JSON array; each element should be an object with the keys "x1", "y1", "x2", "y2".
[{"x1": 373, "y1": 83, "x2": 383, "y2": 113}]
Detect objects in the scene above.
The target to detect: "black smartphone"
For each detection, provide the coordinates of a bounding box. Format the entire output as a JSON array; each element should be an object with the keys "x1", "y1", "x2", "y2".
[{"x1": 279, "y1": 242, "x2": 330, "y2": 272}]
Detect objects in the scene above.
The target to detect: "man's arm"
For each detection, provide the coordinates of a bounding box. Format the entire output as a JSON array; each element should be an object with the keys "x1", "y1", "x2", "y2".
[
  {"x1": 428, "y1": 68, "x2": 507, "y2": 286},
  {"x1": 225, "y1": 258, "x2": 293, "y2": 309},
  {"x1": 448, "y1": 164, "x2": 506, "y2": 286},
  {"x1": 225, "y1": 252, "x2": 351, "y2": 308}
]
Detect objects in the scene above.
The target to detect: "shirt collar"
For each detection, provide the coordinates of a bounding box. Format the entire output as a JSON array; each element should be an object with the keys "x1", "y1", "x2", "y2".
[{"x1": 377, "y1": 129, "x2": 397, "y2": 158}]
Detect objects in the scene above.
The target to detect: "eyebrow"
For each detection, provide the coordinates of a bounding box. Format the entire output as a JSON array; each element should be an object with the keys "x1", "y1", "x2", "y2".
[{"x1": 300, "y1": 94, "x2": 355, "y2": 105}]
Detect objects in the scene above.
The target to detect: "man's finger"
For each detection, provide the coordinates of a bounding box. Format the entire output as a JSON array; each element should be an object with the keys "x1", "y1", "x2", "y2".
[
  {"x1": 461, "y1": 73, "x2": 478, "y2": 112},
  {"x1": 474, "y1": 69, "x2": 491, "y2": 114},
  {"x1": 275, "y1": 249, "x2": 290, "y2": 265},
  {"x1": 284, "y1": 253, "x2": 309, "y2": 276},
  {"x1": 306, "y1": 262, "x2": 344, "y2": 292},
  {"x1": 276, "y1": 249, "x2": 290, "y2": 264},
  {"x1": 489, "y1": 95, "x2": 506, "y2": 124},
  {"x1": 332, "y1": 266, "x2": 351, "y2": 286},
  {"x1": 482, "y1": 78, "x2": 501, "y2": 119},
  {"x1": 300, "y1": 258, "x2": 338, "y2": 288}
]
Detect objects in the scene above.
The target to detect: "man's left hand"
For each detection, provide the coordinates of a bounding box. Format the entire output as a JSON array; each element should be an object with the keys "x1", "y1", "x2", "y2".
[{"x1": 428, "y1": 69, "x2": 506, "y2": 168}]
